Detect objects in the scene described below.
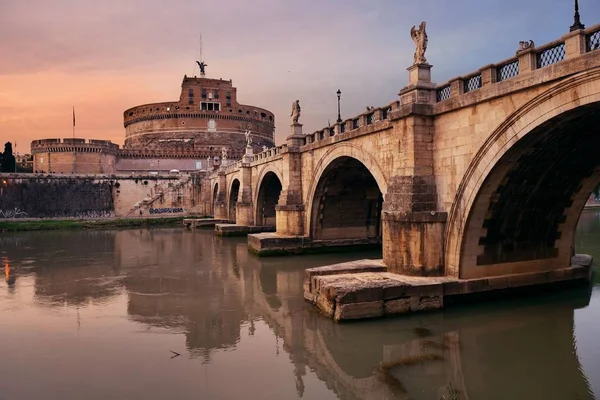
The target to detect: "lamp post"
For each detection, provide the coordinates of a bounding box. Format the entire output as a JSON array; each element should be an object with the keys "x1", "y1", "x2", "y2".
[
  {"x1": 570, "y1": 0, "x2": 585, "y2": 31},
  {"x1": 336, "y1": 89, "x2": 342, "y2": 123}
]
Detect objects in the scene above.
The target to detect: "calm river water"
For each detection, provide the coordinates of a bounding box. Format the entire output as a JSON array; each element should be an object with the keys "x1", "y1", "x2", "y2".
[{"x1": 1, "y1": 211, "x2": 600, "y2": 400}]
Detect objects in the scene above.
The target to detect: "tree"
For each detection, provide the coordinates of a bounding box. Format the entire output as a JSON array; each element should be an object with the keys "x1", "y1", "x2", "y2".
[{"x1": 1, "y1": 142, "x2": 16, "y2": 173}]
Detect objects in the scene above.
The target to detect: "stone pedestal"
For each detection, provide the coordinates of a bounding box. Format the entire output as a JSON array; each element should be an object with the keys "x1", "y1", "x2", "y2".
[
  {"x1": 382, "y1": 211, "x2": 447, "y2": 276},
  {"x1": 275, "y1": 204, "x2": 305, "y2": 236},
  {"x1": 242, "y1": 145, "x2": 254, "y2": 164},
  {"x1": 407, "y1": 63, "x2": 433, "y2": 85},
  {"x1": 286, "y1": 123, "x2": 305, "y2": 147},
  {"x1": 399, "y1": 63, "x2": 436, "y2": 106}
]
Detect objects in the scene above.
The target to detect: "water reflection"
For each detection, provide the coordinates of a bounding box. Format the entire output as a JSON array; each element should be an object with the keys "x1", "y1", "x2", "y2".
[{"x1": 0, "y1": 222, "x2": 598, "y2": 399}]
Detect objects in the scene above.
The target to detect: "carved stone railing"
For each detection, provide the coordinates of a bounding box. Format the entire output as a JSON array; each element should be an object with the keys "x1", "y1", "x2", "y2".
[
  {"x1": 250, "y1": 144, "x2": 286, "y2": 163},
  {"x1": 304, "y1": 101, "x2": 397, "y2": 145},
  {"x1": 434, "y1": 22, "x2": 599, "y2": 103}
]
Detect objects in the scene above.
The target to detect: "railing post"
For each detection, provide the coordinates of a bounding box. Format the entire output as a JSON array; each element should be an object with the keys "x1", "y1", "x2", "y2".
[
  {"x1": 479, "y1": 64, "x2": 496, "y2": 86},
  {"x1": 517, "y1": 48, "x2": 537, "y2": 74},
  {"x1": 563, "y1": 29, "x2": 586, "y2": 59},
  {"x1": 449, "y1": 77, "x2": 463, "y2": 98}
]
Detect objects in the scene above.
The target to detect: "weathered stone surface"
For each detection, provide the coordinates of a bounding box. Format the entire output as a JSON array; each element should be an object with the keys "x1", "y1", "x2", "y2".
[
  {"x1": 305, "y1": 261, "x2": 594, "y2": 322},
  {"x1": 334, "y1": 301, "x2": 383, "y2": 321},
  {"x1": 384, "y1": 298, "x2": 411, "y2": 315},
  {"x1": 214, "y1": 223, "x2": 274, "y2": 236},
  {"x1": 0, "y1": 173, "x2": 206, "y2": 219}
]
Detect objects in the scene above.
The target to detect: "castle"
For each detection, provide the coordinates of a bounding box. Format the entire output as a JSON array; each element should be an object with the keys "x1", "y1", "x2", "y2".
[{"x1": 31, "y1": 71, "x2": 276, "y2": 174}]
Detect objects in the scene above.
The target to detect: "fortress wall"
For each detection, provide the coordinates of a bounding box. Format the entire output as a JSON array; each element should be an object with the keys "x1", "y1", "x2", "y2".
[{"x1": 0, "y1": 174, "x2": 206, "y2": 219}]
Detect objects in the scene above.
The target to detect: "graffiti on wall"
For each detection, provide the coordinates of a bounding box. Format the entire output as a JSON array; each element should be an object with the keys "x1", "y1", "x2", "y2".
[
  {"x1": 32, "y1": 210, "x2": 114, "y2": 219},
  {"x1": 0, "y1": 208, "x2": 28, "y2": 219},
  {"x1": 149, "y1": 207, "x2": 185, "y2": 215}
]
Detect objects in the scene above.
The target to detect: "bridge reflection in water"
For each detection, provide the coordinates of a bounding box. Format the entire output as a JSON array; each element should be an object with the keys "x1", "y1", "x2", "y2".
[{"x1": 0, "y1": 223, "x2": 597, "y2": 400}]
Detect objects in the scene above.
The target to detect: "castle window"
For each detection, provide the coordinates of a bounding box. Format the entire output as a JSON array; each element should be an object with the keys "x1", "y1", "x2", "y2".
[
  {"x1": 188, "y1": 88, "x2": 194, "y2": 105},
  {"x1": 226, "y1": 91, "x2": 231, "y2": 99},
  {"x1": 201, "y1": 89, "x2": 207, "y2": 99},
  {"x1": 201, "y1": 102, "x2": 221, "y2": 111},
  {"x1": 260, "y1": 112, "x2": 266, "y2": 118},
  {"x1": 226, "y1": 99, "x2": 231, "y2": 107},
  {"x1": 214, "y1": 90, "x2": 219, "y2": 99}
]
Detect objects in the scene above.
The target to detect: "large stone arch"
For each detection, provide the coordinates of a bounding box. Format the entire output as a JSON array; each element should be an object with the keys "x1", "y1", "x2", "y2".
[
  {"x1": 254, "y1": 165, "x2": 284, "y2": 227},
  {"x1": 228, "y1": 176, "x2": 241, "y2": 223},
  {"x1": 305, "y1": 143, "x2": 388, "y2": 235},
  {"x1": 446, "y1": 68, "x2": 600, "y2": 279},
  {"x1": 212, "y1": 181, "x2": 219, "y2": 216}
]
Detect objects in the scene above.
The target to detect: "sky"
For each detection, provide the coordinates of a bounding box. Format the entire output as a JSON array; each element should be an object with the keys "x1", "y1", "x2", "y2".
[{"x1": 1, "y1": 0, "x2": 598, "y2": 153}]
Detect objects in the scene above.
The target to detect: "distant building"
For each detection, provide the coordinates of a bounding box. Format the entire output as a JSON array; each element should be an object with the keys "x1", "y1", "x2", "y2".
[
  {"x1": 31, "y1": 72, "x2": 275, "y2": 174},
  {"x1": 15, "y1": 153, "x2": 33, "y2": 172}
]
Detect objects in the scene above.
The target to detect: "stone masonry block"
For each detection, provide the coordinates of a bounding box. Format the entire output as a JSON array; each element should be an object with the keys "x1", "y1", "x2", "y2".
[
  {"x1": 384, "y1": 298, "x2": 411, "y2": 315},
  {"x1": 334, "y1": 301, "x2": 383, "y2": 321}
]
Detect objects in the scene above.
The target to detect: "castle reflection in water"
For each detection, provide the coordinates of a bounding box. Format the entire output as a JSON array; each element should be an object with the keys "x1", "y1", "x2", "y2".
[{"x1": 2, "y1": 223, "x2": 597, "y2": 399}]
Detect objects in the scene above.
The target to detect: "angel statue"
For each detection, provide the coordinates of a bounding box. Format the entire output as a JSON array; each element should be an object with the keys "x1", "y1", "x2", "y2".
[
  {"x1": 196, "y1": 61, "x2": 208, "y2": 74},
  {"x1": 291, "y1": 100, "x2": 301, "y2": 125},
  {"x1": 221, "y1": 147, "x2": 228, "y2": 160},
  {"x1": 245, "y1": 130, "x2": 253, "y2": 146},
  {"x1": 410, "y1": 21, "x2": 428, "y2": 65}
]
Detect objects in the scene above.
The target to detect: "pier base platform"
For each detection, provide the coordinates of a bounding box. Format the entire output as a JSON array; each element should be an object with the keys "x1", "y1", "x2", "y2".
[
  {"x1": 304, "y1": 255, "x2": 594, "y2": 322},
  {"x1": 247, "y1": 233, "x2": 380, "y2": 256},
  {"x1": 183, "y1": 218, "x2": 232, "y2": 228},
  {"x1": 215, "y1": 224, "x2": 275, "y2": 237}
]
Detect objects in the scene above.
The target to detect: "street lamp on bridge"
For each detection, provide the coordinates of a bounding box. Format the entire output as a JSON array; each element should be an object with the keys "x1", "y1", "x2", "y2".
[
  {"x1": 570, "y1": 0, "x2": 585, "y2": 31},
  {"x1": 336, "y1": 89, "x2": 342, "y2": 124}
]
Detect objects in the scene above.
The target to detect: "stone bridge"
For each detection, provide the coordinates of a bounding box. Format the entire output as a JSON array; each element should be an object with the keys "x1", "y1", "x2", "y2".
[{"x1": 203, "y1": 23, "x2": 600, "y2": 280}]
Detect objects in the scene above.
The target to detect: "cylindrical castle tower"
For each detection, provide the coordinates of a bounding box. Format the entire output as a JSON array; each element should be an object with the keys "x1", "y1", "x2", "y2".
[{"x1": 122, "y1": 75, "x2": 275, "y2": 160}]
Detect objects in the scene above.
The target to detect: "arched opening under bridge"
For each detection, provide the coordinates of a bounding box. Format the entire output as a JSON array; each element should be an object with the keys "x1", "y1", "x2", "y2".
[
  {"x1": 229, "y1": 179, "x2": 240, "y2": 223},
  {"x1": 310, "y1": 156, "x2": 383, "y2": 242},
  {"x1": 255, "y1": 172, "x2": 282, "y2": 227}
]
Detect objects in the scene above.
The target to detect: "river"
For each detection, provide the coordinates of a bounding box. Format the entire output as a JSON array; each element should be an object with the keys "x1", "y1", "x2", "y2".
[{"x1": 1, "y1": 211, "x2": 599, "y2": 400}]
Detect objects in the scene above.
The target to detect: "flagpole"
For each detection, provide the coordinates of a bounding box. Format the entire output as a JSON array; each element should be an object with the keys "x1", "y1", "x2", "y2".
[{"x1": 72, "y1": 106, "x2": 75, "y2": 138}]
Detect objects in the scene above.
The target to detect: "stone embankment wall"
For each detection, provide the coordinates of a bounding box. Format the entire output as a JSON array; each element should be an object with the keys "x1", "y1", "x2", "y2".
[{"x1": 0, "y1": 173, "x2": 207, "y2": 219}]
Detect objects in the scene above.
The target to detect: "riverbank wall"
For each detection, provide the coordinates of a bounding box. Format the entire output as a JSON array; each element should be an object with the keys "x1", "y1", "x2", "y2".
[{"x1": 0, "y1": 173, "x2": 209, "y2": 220}]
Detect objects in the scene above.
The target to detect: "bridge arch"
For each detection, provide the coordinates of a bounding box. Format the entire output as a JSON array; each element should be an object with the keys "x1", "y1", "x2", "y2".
[
  {"x1": 228, "y1": 178, "x2": 241, "y2": 222},
  {"x1": 212, "y1": 182, "x2": 219, "y2": 216},
  {"x1": 307, "y1": 144, "x2": 386, "y2": 242},
  {"x1": 254, "y1": 165, "x2": 284, "y2": 227},
  {"x1": 446, "y1": 68, "x2": 600, "y2": 279}
]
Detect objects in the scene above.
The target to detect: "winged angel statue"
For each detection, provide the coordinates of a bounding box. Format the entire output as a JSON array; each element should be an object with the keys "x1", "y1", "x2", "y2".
[{"x1": 410, "y1": 21, "x2": 428, "y2": 65}]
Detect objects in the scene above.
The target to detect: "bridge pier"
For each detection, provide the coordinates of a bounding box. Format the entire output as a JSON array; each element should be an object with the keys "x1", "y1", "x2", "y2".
[{"x1": 382, "y1": 211, "x2": 447, "y2": 276}]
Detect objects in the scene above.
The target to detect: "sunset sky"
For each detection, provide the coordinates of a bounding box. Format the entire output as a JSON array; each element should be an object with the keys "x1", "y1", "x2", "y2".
[{"x1": 1, "y1": 0, "x2": 598, "y2": 153}]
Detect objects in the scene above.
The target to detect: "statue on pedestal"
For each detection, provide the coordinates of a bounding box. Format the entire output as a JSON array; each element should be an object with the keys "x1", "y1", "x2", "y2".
[
  {"x1": 516, "y1": 40, "x2": 535, "y2": 54},
  {"x1": 221, "y1": 147, "x2": 228, "y2": 161},
  {"x1": 410, "y1": 21, "x2": 428, "y2": 65},
  {"x1": 245, "y1": 130, "x2": 252, "y2": 146},
  {"x1": 291, "y1": 100, "x2": 301, "y2": 125},
  {"x1": 196, "y1": 61, "x2": 208, "y2": 74}
]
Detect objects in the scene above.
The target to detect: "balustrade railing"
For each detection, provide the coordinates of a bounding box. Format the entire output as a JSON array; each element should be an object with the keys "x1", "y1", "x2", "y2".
[
  {"x1": 536, "y1": 41, "x2": 566, "y2": 68},
  {"x1": 436, "y1": 85, "x2": 451, "y2": 102},
  {"x1": 496, "y1": 59, "x2": 520, "y2": 82},
  {"x1": 463, "y1": 74, "x2": 482, "y2": 93},
  {"x1": 588, "y1": 30, "x2": 600, "y2": 51}
]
